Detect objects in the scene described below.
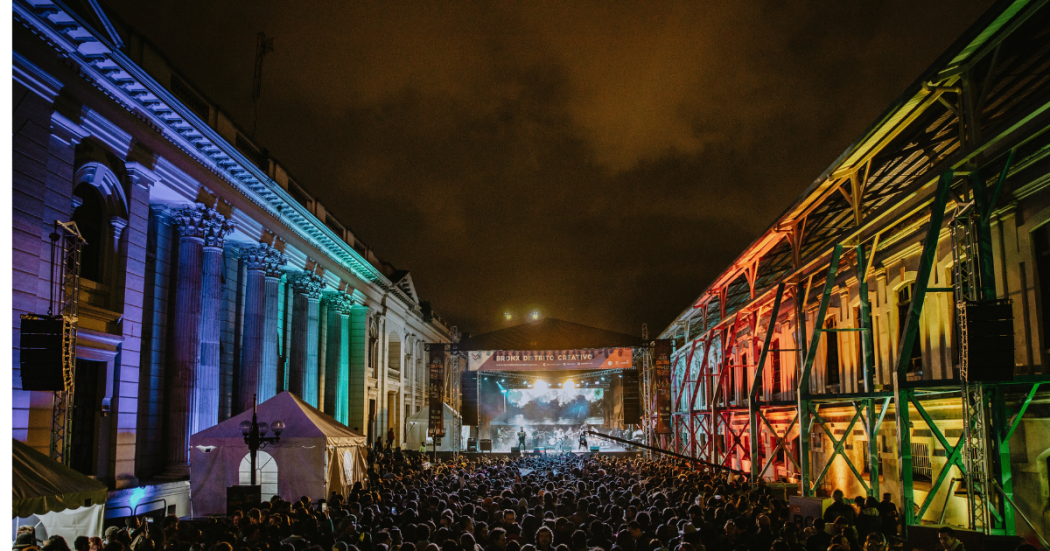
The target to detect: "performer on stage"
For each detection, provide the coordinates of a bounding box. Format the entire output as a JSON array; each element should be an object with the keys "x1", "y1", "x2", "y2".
[
  {"x1": 518, "y1": 426, "x2": 527, "y2": 449},
  {"x1": 579, "y1": 429, "x2": 588, "y2": 450}
]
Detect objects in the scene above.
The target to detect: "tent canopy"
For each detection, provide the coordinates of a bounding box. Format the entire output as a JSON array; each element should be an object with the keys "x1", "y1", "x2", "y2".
[
  {"x1": 12, "y1": 439, "x2": 109, "y2": 519},
  {"x1": 191, "y1": 391, "x2": 366, "y2": 448},
  {"x1": 189, "y1": 392, "x2": 367, "y2": 516}
]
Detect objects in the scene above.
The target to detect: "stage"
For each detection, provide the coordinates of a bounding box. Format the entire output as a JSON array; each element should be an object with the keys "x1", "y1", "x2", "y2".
[{"x1": 436, "y1": 450, "x2": 644, "y2": 461}]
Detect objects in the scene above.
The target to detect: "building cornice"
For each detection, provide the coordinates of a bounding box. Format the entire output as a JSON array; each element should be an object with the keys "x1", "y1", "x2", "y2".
[{"x1": 12, "y1": 0, "x2": 422, "y2": 310}]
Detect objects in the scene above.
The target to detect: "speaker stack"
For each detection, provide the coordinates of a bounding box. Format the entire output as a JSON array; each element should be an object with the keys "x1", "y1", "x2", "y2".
[
  {"x1": 19, "y1": 315, "x2": 71, "y2": 391},
  {"x1": 461, "y1": 371, "x2": 479, "y2": 425},
  {"x1": 961, "y1": 300, "x2": 1015, "y2": 382},
  {"x1": 622, "y1": 369, "x2": 641, "y2": 424}
]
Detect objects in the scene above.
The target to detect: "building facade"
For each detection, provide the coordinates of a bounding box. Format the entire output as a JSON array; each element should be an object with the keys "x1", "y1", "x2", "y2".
[
  {"x1": 12, "y1": 0, "x2": 456, "y2": 517},
  {"x1": 657, "y1": 0, "x2": 1050, "y2": 543}
]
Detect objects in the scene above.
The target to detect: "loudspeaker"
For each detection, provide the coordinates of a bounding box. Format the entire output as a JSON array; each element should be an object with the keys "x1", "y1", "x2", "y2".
[
  {"x1": 19, "y1": 316, "x2": 69, "y2": 391},
  {"x1": 510, "y1": 447, "x2": 520, "y2": 456},
  {"x1": 622, "y1": 369, "x2": 640, "y2": 424},
  {"x1": 480, "y1": 439, "x2": 492, "y2": 452},
  {"x1": 589, "y1": 446, "x2": 600, "y2": 453},
  {"x1": 467, "y1": 438, "x2": 478, "y2": 452},
  {"x1": 461, "y1": 371, "x2": 479, "y2": 425},
  {"x1": 534, "y1": 447, "x2": 544, "y2": 454},
  {"x1": 961, "y1": 300, "x2": 1014, "y2": 382}
]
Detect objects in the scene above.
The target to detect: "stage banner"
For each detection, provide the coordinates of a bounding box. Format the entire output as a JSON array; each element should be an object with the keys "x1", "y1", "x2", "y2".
[
  {"x1": 428, "y1": 343, "x2": 445, "y2": 436},
  {"x1": 654, "y1": 339, "x2": 672, "y2": 434},
  {"x1": 467, "y1": 348, "x2": 633, "y2": 371}
]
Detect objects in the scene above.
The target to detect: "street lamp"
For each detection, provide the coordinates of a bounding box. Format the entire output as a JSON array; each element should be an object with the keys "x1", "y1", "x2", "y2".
[{"x1": 239, "y1": 394, "x2": 284, "y2": 486}]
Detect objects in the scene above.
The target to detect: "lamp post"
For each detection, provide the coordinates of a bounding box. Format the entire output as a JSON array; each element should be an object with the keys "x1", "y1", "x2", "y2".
[{"x1": 239, "y1": 394, "x2": 284, "y2": 486}]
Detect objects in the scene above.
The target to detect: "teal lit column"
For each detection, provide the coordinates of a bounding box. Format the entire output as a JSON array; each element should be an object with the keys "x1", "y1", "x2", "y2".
[
  {"x1": 323, "y1": 292, "x2": 353, "y2": 424},
  {"x1": 347, "y1": 300, "x2": 370, "y2": 434},
  {"x1": 288, "y1": 271, "x2": 324, "y2": 406}
]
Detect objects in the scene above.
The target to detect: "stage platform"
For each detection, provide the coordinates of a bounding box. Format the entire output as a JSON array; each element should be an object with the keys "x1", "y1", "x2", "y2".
[{"x1": 432, "y1": 450, "x2": 643, "y2": 461}]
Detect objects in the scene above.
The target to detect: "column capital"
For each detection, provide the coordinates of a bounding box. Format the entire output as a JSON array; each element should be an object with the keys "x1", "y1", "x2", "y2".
[
  {"x1": 169, "y1": 203, "x2": 235, "y2": 247},
  {"x1": 243, "y1": 243, "x2": 287, "y2": 274},
  {"x1": 322, "y1": 292, "x2": 356, "y2": 314},
  {"x1": 288, "y1": 271, "x2": 326, "y2": 299}
]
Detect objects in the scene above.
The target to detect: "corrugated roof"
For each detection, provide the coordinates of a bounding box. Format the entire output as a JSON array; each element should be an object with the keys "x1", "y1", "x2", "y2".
[{"x1": 455, "y1": 318, "x2": 645, "y2": 351}]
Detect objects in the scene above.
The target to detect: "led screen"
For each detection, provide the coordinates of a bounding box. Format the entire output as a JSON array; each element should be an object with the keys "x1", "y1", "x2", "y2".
[{"x1": 490, "y1": 386, "x2": 604, "y2": 426}]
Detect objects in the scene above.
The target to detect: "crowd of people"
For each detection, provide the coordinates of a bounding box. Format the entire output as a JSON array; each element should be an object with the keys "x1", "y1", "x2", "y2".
[{"x1": 11, "y1": 449, "x2": 1041, "y2": 551}]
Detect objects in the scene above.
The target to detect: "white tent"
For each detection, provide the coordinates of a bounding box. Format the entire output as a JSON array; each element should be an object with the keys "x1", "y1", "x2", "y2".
[
  {"x1": 189, "y1": 392, "x2": 367, "y2": 516},
  {"x1": 405, "y1": 402, "x2": 462, "y2": 453},
  {"x1": 12, "y1": 439, "x2": 108, "y2": 544}
]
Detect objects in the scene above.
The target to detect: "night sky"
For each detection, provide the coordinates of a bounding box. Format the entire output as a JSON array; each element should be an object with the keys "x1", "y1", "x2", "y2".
[{"x1": 102, "y1": 1, "x2": 994, "y2": 337}]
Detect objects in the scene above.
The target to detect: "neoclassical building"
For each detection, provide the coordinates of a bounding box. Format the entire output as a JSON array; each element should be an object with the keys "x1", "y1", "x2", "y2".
[{"x1": 12, "y1": 0, "x2": 456, "y2": 516}]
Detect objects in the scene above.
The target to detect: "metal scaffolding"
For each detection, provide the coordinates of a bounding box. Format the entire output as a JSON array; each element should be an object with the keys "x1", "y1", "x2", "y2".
[
  {"x1": 656, "y1": 0, "x2": 1050, "y2": 543},
  {"x1": 48, "y1": 221, "x2": 84, "y2": 465}
]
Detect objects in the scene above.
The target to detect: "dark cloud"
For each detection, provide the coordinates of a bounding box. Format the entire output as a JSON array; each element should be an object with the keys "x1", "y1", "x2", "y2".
[{"x1": 103, "y1": 0, "x2": 994, "y2": 335}]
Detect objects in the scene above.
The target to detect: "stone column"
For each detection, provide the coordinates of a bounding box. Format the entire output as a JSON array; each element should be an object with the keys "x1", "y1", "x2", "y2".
[
  {"x1": 193, "y1": 214, "x2": 233, "y2": 435},
  {"x1": 347, "y1": 302, "x2": 370, "y2": 433},
  {"x1": 239, "y1": 246, "x2": 267, "y2": 412},
  {"x1": 323, "y1": 293, "x2": 353, "y2": 424},
  {"x1": 163, "y1": 204, "x2": 227, "y2": 477},
  {"x1": 261, "y1": 250, "x2": 285, "y2": 400},
  {"x1": 288, "y1": 271, "x2": 324, "y2": 405}
]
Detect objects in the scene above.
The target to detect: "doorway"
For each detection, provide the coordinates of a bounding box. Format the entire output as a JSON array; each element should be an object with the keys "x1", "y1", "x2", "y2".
[{"x1": 69, "y1": 359, "x2": 105, "y2": 476}]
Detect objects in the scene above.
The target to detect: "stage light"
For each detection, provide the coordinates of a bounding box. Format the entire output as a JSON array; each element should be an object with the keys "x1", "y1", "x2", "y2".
[
  {"x1": 535, "y1": 380, "x2": 548, "y2": 390},
  {"x1": 567, "y1": 381, "x2": 575, "y2": 389},
  {"x1": 531, "y1": 311, "x2": 539, "y2": 320},
  {"x1": 504, "y1": 312, "x2": 512, "y2": 320},
  {"x1": 501, "y1": 379, "x2": 505, "y2": 382}
]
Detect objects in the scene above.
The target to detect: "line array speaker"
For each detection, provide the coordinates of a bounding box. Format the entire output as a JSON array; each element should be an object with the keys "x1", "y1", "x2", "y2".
[
  {"x1": 622, "y1": 369, "x2": 640, "y2": 424},
  {"x1": 19, "y1": 315, "x2": 69, "y2": 391},
  {"x1": 460, "y1": 371, "x2": 479, "y2": 425},
  {"x1": 961, "y1": 300, "x2": 1014, "y2": 382}
]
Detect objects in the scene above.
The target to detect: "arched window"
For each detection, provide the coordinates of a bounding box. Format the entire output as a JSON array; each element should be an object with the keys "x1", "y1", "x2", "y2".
[
  {"x1": 368, "y1": 320, "x2": 379, "y2": 378},
  {"x1": 825, "y1": 318, "x2": 840, "y2": 386},
  {"x1": 71, "y1": 184, "x2": 106, "y2": 282},
  {"x1": 66, "y1": 160, "x2": 129, "y2": 306},
  {"x1": 770, "y1": 339, "x2": 782, "y2": 397},
  {"x1": 239, "y1": 451, "x2": 278, "y2": 501},
  {"x1": 897, "y1": 284, "x2": 923, "y2": 373},
  {"x1": 388, "y1": 332, "x2": 401, "y2": 373}
]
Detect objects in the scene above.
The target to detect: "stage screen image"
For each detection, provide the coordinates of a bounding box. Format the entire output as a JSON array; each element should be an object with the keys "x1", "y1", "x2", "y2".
[
  {"x1": 494, "y1": 386, "x2": 604, "y2": 426},
  {"x1": 482, "y1": 379, "x2": 609, "y2": 428}
]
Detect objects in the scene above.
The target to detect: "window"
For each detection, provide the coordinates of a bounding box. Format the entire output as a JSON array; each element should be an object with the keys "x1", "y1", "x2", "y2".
[
  {"x1": 368, "y1": 319, "x2": 379, "y2": 378},
  {"x1": 854, "y1": 306, "x2": 864, "y2": 385},
  {"x1": 288, "y1": 181, "x2": 312, "y2": 209},
  {"x1": 897, "y1": 284, "x2": 923, "y2": 373},
  {"x1": 170, "y1": 74, "x2": 210, "y2": 120},
  {"x1": 325, "y1": 214, "x2": 344, "y2": 237},
  {"x1": 1034, "y1": 223, "x2": 1050, "y2": 356},
  {"x1": 948, "y1": 267, "x2": 960, "y2": 374},
  {"x1": 825, "y1": 318, "x2": 840, "y2": 386},
  {"x1": 239, "y1": 451, "x2": 278, "y2": 501},
  {"x1": 235, "y1": 133, "x2": 268, "y2": 168},
  {"x1": 727, "y1": 356, "x2": 737, "y2": 404},
  {"x1": 911, "y1": 443, "x2": 932, "y2": 482},
  {"x1": 71, "y1": 185, "x2": 106, "y2": 282},
  {"x1": 770, "y1": 339, "x2": 782, "y2": 397},
  {"x1": 388, "y1": 335, "x2": 401, "y2": 373}
]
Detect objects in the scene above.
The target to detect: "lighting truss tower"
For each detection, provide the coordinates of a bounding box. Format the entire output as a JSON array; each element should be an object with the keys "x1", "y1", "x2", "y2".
[
  {"x1": 641, "y1": 344, "x2": 654, "y2": 455},
  {"x1": 49, "y1": 221, "x2": 83, "y2": 464},
  {"x1": 950, "y1": 198, "x2": 994, "y2": 534}
]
